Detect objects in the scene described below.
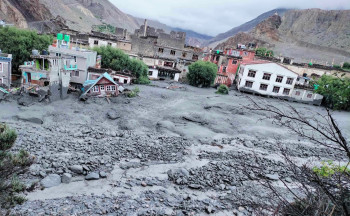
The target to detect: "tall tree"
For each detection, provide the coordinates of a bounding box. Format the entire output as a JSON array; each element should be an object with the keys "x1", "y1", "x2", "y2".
[
  {"x1": 0, "y1": 26, "x2": 53, "y2": 74},
  {"x1": 187, "y1": 61, "x2": 217, "y2": 87}
]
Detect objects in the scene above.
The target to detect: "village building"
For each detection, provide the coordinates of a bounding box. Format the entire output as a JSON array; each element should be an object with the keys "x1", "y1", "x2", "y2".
[
  {"x1": 131, "y1": 20, "x2": 202, "y2": 81},
  {"x1": 49, "y1": 34, "x2": 97, "y2": 89},
  {"x1": 80, "y1": 72, "x2": 119, "y2": 98},
  {"x1": 290, "y1": 76, "x2": 324, "y2": 105},
  {"x1": 20, "y1": 51, "x2": 73, "y2": 101},
  {"x1": 0, "y1": 51, "x2": 12, "y2": 88},
  {"x1": 203, "y1": 47, "x2": 256, "y2": 86},
  {"x1": 87, "y1": 67, "x2": 135, "y2": 85},
  {"x1": 237, "y1": 61, "x2": 298, "y2": 97}
]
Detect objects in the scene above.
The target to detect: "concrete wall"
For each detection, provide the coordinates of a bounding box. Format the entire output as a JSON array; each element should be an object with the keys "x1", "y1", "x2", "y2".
[
  {"x1": 88, "y1": 38, "x2": 117, "y2": 48},
  {"x1": 284, "y1": 64, "x2": 350, "y2": 79},
  {"x1": 148, "y1": 68, "x2": 158, "y2": 79},
  {"x1": 0, "y1": 60, "x2": 11, "y2": 87},
  {"x1": 238, "y1": 63, "x2": 298, "y2": 97},
  {"x1": 291, "y1": 89, "x2": 323, "y2": 105},
  {"x1": 131, "y1": 35, "x2": 157, "y2": 56}
]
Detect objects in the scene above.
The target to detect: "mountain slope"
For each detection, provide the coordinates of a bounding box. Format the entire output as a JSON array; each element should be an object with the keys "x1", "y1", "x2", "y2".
[
  {"x1": 206, "y1": 8, "x2": 288, "y2": 47},
  {"x1": 215, "y1": 9, "x2": 350, "y2": 64}
]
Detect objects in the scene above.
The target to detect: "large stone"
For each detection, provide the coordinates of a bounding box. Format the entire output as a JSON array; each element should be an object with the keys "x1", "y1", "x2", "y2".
[
  {"x1": 69, "y1": 165, "x2": 83, "y2": 174},
  {"x1": 62, "y1": 173, "x2": 72, "y2": 184},
  {"x1": 85, "y1": 172, "x2": 100, "y2": 180},
  {"x1": 265, "y1": 174, "x2": 279, "y2": 181},
  {"x1": 41, "y1": 174, "x2": 61, "y2": 188},
  {"x1": 107, "y1": 110, "x2": 121, "y2": 120}
]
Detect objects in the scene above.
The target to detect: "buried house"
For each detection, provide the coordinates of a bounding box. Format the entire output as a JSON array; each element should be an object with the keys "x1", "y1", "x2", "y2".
[{"x1": 80, "y1": 72, "x2": 119, "y2": 98}]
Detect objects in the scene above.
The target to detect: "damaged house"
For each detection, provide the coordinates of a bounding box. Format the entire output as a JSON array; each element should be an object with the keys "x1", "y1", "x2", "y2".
[
  {"x1": 80, "y1": 72, "x2": 119, "y2": 98},
  {"x1": 20, "y1": 51, "x2": 72, "y2": 101},
  {"x1": 87, "y1": 67, "x2": 135, "y2": 85},
  {"x1": 0, "y1": 51, "x2": 12, "y2": 88}
]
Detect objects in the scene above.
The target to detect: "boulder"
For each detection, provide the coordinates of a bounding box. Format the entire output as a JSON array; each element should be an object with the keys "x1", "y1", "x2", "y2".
[
  {"x1": 69, "y1": 165, "x2": 83, "y2": 174},
  {"x1": 99, "y1": 171, "x2": 107, "y2": 178},
  {"x1": 85, "y1": 172, "x2": 100, "y2": 180},
  {"x1": 107, "y1": 110, "x2": 121, "y2": 120},
  {"x1": 62, "y1": 173, "x2": 72, "y2": 184},
  {"x1": 41, "y1": 174, "x2": 61, "y2": 188},
  {"x1": 265, "y1": 174, "x2": 279, "y2": 181}
]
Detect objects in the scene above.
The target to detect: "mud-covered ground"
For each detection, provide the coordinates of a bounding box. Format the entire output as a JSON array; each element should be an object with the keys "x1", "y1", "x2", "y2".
[{"x1": 1, "y1": 81, "x2": 349, "y2": 215}]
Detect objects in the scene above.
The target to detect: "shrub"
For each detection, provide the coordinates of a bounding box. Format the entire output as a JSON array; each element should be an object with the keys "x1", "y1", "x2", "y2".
[
  {"x1": 343, "y1": 62, "x2": 350, "y2": 70},
  {"x1": 187, "y1": 61, "x2": 217, "y2": 88},
  {"x1": 127, "y1": 87, "x2": 140, "y2": 98},
  {"x1": 134, "y1": 76, "x2": 150, "y2": 85},
  {"x1": 216, "y1": 84, "x2": 229, "y2": 95}
]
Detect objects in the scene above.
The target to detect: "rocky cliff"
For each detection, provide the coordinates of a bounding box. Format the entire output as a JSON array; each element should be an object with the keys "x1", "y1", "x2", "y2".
[{"x1": 214, "y1": 9, "x2": 350, "y2": 64}]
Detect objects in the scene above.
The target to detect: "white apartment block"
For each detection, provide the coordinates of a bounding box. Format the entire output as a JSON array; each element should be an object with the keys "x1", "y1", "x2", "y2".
[{"x1": 237, "y1": 61, "x2": 298, "y2": 97}]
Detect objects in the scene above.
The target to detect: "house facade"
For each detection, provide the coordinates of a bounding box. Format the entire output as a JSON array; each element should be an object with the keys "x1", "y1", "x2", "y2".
[
  {"x1": 87, "y1": 67, "x2": 135, "y2": 85},
  {"x1": 237, "y1": 61, "x2": 298, "y2": 97},
  {"x1": 81, "y1": 72, "x2": 119, "y2": 98},
  {"x1": 49, "y1": 34, "x2": 97, "y2": 88},
  {"x1": 0, "y1": 52, "x2": 12, "y2": 88},
  {"x1": 20, "y1": 53, "x2": 72, "y2": 101}
]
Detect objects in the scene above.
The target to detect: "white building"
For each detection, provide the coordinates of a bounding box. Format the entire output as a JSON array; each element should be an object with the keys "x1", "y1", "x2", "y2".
[{"x1": 237, "y1": 61, "x2": 298, "y2": 97}]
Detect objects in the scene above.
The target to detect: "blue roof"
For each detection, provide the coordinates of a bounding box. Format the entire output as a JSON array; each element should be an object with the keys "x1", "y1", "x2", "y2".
[{"x1": 81, "y1": 72, "x2": 118, "y2": 97}]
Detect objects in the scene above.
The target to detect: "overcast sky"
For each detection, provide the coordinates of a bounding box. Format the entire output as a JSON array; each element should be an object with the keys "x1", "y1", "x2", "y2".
[{"x1": 110, "y1": 0, "x2": 350, "y2": 36}]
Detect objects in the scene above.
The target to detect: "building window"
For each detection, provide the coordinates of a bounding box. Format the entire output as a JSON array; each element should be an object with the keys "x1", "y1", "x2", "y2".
[
  {"x1": 223, "y1": 67, "x2": 227, "y2": 73},
  {"x1": 124, "y1": 79, "x2": 128, "y2": 84},
  {"x1": 93, "y1": 86, "x2": 99, "y2": 92},
  {"x1": 295, "y1": 91, "x2": 301, "y2": 96},
  {"x1": 260, "y1": 84, "x2": 268, "y2": 91},
  {"x1": 94, "y1": 40, "x2": 98, "y2": 45},
  {"x1": 182, "y1": 52, "x2": 187, "y2": 58},
  {"x1": 74, "y1": 56, "x2": 77, "y2": 63},
  {"x1": 244, "y1": 52, "x2": 248, "y2": 56},
  {"x1": 245, "y1": 81, "x2": 253, "y2": 88},
  {"x1": 286, "y1": 78, "x2": 294, "y2": 85},
  {"x1": 158, "y1": 48, "x2": 164, "y2": 53},
  {"x1": 273, "y1": 86, "x2": 280, "y2": 93},
  {"x1": 170, "y1": 50, "x2": 176, "y2": 55},
  {"x1": 0, "y1": 63, "x2": 2, "y2": 72},
  {"x1": 108, "y1": 42, "x2": 112, "y2": 46},
  {"x1": 148, "y1": 71, "x2": 153, "y2": 75},
  {"x1": 111, "y1": 86, "x2": 116, "y2": 91},
  {"x1": 100, "y1": 85, "x2": 105, "y2": 91},
  {"x1": 307, "y1": 93, "x2": 313, "y2": 98},
  {"x1": 114, "y1": 78, "x2": 119, "y2": 82},
  {"x1": 276, "y1": 76, "x2": 283, "y2": 83},
  {"x1": 248, "y1": 70, "x2": 256, "y2": 78},
  {"x1": 232, "y1": 60, "x2": 238, "y2": 65},
  {"x1": 192, "y1": 55, "x2": 198, "y2": 60},
  {"x1": 56, "y1": 53, "x2": 61, "y2": 57},
  {"x1": 262, "y1": 73, "x2": 271, "y2": 80},
  {"x1": 283, "y1": 88, "x2": 290, "y2": 95},
  {"x1": 106, "y1": 86, "x2": 112, "y2": 91},
  {"x1": 71, "y1": 71, "x2": 79, "y2": 77}
]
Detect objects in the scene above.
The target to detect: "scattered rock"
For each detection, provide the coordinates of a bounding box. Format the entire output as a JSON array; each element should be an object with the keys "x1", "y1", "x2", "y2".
[
  {"x1": 99, "y1": 171, "x2": 107, "y2": 178},
  {"x1": 69, "y1": 165, "x2": 83, "y2": 174},
  {"x1": 41, "y1": 174, "x2": 61, "y2": 188},
  {"x1": 141, "y1": 181, "x2": 147, "y2": 187},
  {"x1": 265, "y1": 174, "x2": 279, "y2": 181},
  {"x1": 188, "y1": 184, "x2": 202, "y2": 190},
  {"x1": 85, "y1": 172, "x2": 100, "y2": 180},
  {"x1": 107, "y1": 110, "x2": 121, "y2": 120},
  {"x1": 62, "y1": 173, "x2": 72, "y2": 184}
]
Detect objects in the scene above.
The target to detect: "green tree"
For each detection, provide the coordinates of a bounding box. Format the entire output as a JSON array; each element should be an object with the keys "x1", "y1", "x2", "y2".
[
  {"x1": 187, "y1": 61, "x2": 217, "y2": 87},
  {"x1": 343, "y1": 62, "x2": 350, "y2": 70},
  {"x1": 255, "y1": 47, "x2": 267, "y2": 57},
  {"x1": 93, "y1": 46, "x2": 149, "y2": 84},
  {"x1": 314, "y1": 75, "x2": 350, "y2": 111},
  {"x1": 266, "y1": 50, "x2": 274, "y2": 57},
  {"x1": 0, "y1": 26, "x2": 53, "y2": 74},
  {"x1": 0, "y1": 124, "x2": 33, "y2": 209}
]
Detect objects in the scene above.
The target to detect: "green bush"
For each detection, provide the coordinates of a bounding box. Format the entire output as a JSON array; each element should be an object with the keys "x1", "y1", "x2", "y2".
[
  {"x1": 187, "y1": 61, "x2": 217, "y2": 88},
  {"x1": 0, "y1": 124, "x2": 33, "y2": 209},
  {"x1": 216, "y1": 84, "x2": 229, "y2": 95},
  {"x1": 343, "y1": 62, "x2": 350, "y2": 70},
  {"x1": 127, "y1": 87, "x2": 140, "y2": 98},
  {"x1": 134, "y1": 76, "x2": 150, "y2": 85}
]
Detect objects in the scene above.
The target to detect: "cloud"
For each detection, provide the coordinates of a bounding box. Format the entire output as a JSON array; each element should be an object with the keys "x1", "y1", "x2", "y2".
[{"x1": 110, "y1": 0, "x2": 350, "y2": 36}]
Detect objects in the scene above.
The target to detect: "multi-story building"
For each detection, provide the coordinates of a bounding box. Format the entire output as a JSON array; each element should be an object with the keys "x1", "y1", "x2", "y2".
[
  {"x1": 237, "y1": 61, "x2": 298, "y2": 97},
  {"x1": 0, "y1": 51, "x2": 12, "y2": 88},
  {"x1": 49, "y1": 33, "x2": 97, "y2": 88},
  {"x1": 290, "y1": 76, "x2": 323, "y2": 105},
  {"x1": 20, "y1": 52, "x2": 73, "y2": 101},
  {"x1": 203, "y1": 48, "x2": 256, "y2": 86}
]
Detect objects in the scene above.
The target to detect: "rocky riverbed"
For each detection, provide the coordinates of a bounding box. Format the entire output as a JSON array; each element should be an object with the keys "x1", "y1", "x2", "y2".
[{"x1": 1, "y1": 81, "x2": 349, "y2": 215}]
